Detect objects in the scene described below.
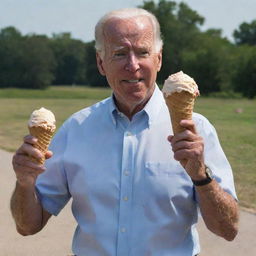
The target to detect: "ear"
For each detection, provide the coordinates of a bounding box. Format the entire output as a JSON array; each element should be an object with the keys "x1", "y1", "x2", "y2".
[
  {"x1": 156, "y1": 49, "x2": 162, "y2": 72},
  {"x1": 96, "y1": 52, "x2": 106, "y2": 76}
]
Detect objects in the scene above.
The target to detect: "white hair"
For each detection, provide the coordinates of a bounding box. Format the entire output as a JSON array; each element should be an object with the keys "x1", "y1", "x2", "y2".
[{"x1": 95, "y1": 8, "x2": 163, "y2": 57}]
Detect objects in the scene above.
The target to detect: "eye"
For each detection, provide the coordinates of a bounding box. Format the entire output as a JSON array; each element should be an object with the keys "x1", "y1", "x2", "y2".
[
  {"x1": 139, "y1": 50, "x2": 150, "y2": 56},
  {"x1": 114, "y1": 52, "x2": 126, "y2": 57}
]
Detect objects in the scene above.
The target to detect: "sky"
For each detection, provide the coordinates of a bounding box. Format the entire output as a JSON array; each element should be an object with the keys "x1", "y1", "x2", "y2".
[{"x1": 0, "y1": 0, "x2": 255, "y2": 42}]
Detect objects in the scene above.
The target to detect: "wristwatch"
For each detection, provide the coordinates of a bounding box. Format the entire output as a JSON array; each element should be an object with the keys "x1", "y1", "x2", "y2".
[{"x1": 192, "y1": 166, "x2": 214, "y2": 186}]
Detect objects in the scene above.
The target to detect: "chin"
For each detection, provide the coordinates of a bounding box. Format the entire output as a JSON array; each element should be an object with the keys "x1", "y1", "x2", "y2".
[{"x1": 129, "y1": 93, "x2": 150, "y2": 106}]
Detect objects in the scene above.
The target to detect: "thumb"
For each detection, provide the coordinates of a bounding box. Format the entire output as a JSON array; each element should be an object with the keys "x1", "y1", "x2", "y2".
[{"x1": 167, "y1": 135, "x2": 173, "y2": 143}]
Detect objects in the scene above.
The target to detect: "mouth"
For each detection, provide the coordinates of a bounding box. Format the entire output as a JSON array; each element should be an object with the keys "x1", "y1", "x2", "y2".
[{"x1": 122, "y1": 79, "x2": 144, "y2": 83}]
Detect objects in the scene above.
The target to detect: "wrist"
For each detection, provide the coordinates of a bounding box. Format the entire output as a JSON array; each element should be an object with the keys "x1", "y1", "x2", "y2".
[
  {"x1": 16, "y1": 176, "x2": 37, "y2": 189},
  {"x1": 191, "y1": 166, "x2": 214, "y2": 186}
]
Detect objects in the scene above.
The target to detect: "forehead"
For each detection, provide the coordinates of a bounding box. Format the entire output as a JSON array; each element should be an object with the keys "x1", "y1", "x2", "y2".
[{"x1": 103, "y1": 16, "x2": 154, "y2": 48}]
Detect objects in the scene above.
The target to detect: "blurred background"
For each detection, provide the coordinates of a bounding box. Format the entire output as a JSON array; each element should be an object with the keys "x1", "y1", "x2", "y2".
[{"x1": 0, "y1": 0, "x2": 256, "y2": 97}]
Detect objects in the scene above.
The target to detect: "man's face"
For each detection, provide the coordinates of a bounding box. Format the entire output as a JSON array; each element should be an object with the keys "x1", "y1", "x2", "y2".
[{"x1": 96, "y1": 16, "x2": 162, "y2": 116}]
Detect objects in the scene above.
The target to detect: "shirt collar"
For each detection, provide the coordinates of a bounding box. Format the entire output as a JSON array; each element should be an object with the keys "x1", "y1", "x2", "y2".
[
  {"x1": 143, "y1": 84, "x2": 165, "y2": 127},
  {"x1": 109, "y1": 84, "x2": 165, "y2": 128},
  {"x1": 109, "y1": 94, "x2": 118, "y2": 126}
]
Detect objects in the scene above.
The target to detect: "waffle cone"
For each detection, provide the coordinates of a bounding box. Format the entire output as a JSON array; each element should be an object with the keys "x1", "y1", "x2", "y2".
[
  {"x1": 28, "y1": 126, "x2": 55, "y2": 164},
  {"x1": 164, "y1": 91, "x2": 196, "y2": 134}
]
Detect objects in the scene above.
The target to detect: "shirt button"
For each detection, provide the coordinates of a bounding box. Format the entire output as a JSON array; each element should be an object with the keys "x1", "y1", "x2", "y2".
[
  {"x1": 121, "y1": 227, "x2": 126, "y2": 233},
  {"x1": 124, "y1": 170, "x2": 130, "y2": 176},
  {"x1": 123, "y1": 196, "x2": 129, "y2": 201}
]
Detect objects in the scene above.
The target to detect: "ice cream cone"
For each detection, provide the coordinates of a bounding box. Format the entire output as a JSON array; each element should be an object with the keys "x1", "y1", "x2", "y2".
[
  {"x1": 162, "y1": 71, "x2": 199, "y2": 134},
  {"x1": 164, "y1": 91, "x2": 196, "y2": 134},
  {"x1": 28, "y1": 107, "x2": 56, "y2": 164},
  {"x1": 28, "y1": 126, "x2": 55, "y2": 164}
]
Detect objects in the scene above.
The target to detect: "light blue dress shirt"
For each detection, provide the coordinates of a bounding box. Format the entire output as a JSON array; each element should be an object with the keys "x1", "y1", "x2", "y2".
[{"x1": 36, "y1": 85, "x2": 237, "y2": 256}]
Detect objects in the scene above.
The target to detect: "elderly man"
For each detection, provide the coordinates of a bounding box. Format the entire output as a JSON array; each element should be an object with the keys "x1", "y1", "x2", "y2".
[{"x1": 11, "y1": 8, "x2": 238, "y2": 256}]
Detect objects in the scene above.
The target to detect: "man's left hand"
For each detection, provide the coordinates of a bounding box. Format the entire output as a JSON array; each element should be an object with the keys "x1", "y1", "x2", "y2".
[{"x1": 168, "y1": 119, "x2": 206, "y2": 180}]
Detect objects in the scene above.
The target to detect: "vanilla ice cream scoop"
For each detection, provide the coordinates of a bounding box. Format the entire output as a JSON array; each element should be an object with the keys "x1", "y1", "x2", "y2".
[
  {"x1": 162, "y1": 71, "x2": 200, "y2": 97},
  {"x1": 28, "y1": 107, "x2": 56, "y2": 164},
  {"x1": 28, "y1": 107, "x2": 56, "y2": 131}
]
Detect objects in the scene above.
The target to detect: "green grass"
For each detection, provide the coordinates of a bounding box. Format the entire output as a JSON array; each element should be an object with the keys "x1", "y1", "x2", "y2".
[
  {"x1": 0, "y1": 86, "x2": 111, "y2": 152},
  {"x1": 194, "y1": 98, "x2": 256, "y2": 210},
  {"x1": 0, "y1": 86, "x2": 255, "y2": 210},
  {"x1": 0, "y1": 86, "x2": 111, "y2": 99}
]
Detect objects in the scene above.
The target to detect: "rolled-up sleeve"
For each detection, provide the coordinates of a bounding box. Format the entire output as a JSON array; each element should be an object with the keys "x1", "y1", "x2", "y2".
[{"x1": 194, "y1": 113, "x2": 237, "y2": 200}]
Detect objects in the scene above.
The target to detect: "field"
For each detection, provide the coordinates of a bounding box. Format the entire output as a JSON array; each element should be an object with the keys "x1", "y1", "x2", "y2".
[
  {"x1": 0, "y1": 86, "x2": 255, "y2": 210},
  {"x1": 194, "y1": 97, "x2": 256, "y2": 211}
]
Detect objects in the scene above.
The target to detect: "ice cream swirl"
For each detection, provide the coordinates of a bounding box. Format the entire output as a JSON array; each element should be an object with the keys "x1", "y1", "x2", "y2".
[
  {"x1": 162, "y1": 71, "x2": 200, "y2": 97},
  {"x1": 28, "y1": 107, "x2": 56, "y2": 131}
]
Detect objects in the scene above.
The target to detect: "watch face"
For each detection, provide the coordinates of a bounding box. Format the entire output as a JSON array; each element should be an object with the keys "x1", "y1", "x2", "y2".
[
  {"x1": 192, "y1": 166, "x2": 214, "y2": 186},
  {"x1": 205, "y1": 167, "x2": 213, "y2": 179}
]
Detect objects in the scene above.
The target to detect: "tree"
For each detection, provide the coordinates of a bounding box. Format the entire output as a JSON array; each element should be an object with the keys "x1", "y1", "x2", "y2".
[
  {"x1": 51, "y1": 33, "x2": 87, "y2": 85},
  {"x1": 177, "y1": 2, "x2": 204, "y2": 28},
  {"x1": 233, "y1": 20, "x2": 256, "y2": 46},
  {"x1": 0, "y1": 27, "x2": 24, "y2": 87},
  {"x1": 19, "y1": 35, "x2": 56, "y2": 89},
  {"x1": 181, "y1": 31, "x2": 234, "y2": 94},
  {"x1": 85, "y1": 41, "x2": 108, "y2": 87},
  {"x1": 0, "y1": 28, "x2": 55, "y2": 89},
  {"x1": 140, "y1": 0, "x2": 204, "y2": 84},
  {"x1": 232, "y1": 46, "x2": 256, "y2": 98}
]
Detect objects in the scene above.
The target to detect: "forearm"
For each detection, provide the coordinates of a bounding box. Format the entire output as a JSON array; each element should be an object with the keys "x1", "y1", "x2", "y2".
[
  {"x1": 196, "y1": 180, "x2": 239, "y2": 241},
  {"x1": 10, "y1": 182, "x2": 44, "y2": 235}
]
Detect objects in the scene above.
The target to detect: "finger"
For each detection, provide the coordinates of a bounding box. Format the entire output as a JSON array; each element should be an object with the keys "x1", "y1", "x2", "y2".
[
  {"x1": 45, "y1": 150, "x2": 53, "y2": 159},
  {"x1": 180, "y1": 120, "x2": 197, "y2": 134},
  {"x1": 16, "y1": 143, "x2": 44, "y2": 161},
  {"x1": 172, "y1": 140, "x2": 198, "y2": 153},
  {"x1": 173, "y1": 148, "x2": 202, "y2": 162},
  {"x1": 14, "y1": 163, "x2": 45, "y2": 177},
  {"x1": 171, "y1": 130, "x2": 197, "y2": 145},
  {"x1": 13, "y1": 153, "x2": 45, "y2": 172},
  {"x1": 23, "y1": 135, "x2": 38, "y2": 145}
]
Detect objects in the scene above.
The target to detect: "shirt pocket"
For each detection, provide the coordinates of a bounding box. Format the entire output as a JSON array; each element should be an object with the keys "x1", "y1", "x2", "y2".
[
  {"x1": 145, "y1": 161, "x2": 185, "y2": 177},
  {"x1": 141, "y1": 161, "x2": 194, "y2": 222},
  {"x1": 143, "y1": 161, "x2": 192, "y2": 203}
]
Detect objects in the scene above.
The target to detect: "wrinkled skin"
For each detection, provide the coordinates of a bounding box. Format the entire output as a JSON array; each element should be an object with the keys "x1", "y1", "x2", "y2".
[{"x1": 96, "y1": 16, "x2": 162, "y2": 119}]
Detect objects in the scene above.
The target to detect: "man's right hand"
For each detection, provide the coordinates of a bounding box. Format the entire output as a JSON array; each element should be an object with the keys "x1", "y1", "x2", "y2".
[{"x1": 12, "y1": 135, "x2": 52, "y2": 187}]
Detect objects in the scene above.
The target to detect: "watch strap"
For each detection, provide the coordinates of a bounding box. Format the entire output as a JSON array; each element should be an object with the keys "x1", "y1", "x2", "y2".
[{"x1": 192, "y1": 166, "x2": 213, "y2": 186}]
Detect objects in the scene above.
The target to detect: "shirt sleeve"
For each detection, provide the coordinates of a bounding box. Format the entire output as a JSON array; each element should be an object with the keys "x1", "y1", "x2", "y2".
[
  {"x1": 194, "y1": 113, "x2": 238, "y2": 200},
  {"x1": 36, "y1": 121, "x2": 71, "y2": 216}
]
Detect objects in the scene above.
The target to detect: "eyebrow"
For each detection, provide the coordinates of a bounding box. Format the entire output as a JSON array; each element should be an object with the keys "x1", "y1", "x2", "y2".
[
  {"x1": 112, "y1": 44, "x2": 151, "y2": 51},
  {"x1": 113, "y1": 46, "x2": 126, "y2": 51}
]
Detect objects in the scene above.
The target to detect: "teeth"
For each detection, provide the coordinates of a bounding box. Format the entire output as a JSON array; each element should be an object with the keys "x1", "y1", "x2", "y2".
[{"x1": 127, "y1": 80, "x2": 140, "y2": 83}]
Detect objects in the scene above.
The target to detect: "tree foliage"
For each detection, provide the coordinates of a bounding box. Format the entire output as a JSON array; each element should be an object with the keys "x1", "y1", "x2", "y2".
[
  {"x1": 232, "y1": 46, "x2": 256, "y2": 98},
  {"x1": 0, "y1": 27, "x2": 55, "y2": 89},
  {"x1": 233, "y1": 20, "x2": 256, "y2": 46},
  {"x1": 0, "y1": 27, "x2": 24, "y2": 88},
  {"x1": 84, "y1": 41, "x2": 108, "y2": 87},
  {"x1": 20, "y1": 35, "x2": 55, "y2": 89},
  {"x1": 181, "y1": 31, "x2": 233, "y2": 94},
  {"x1": 0, "y1": 1, "x2": 255, "y2": 98},
  {"x1": 50, "y1": 33, "x2": 86, "y2": 85},
  {"x1": 140, "y1": 0, "x2": 204, "y2": 83}
]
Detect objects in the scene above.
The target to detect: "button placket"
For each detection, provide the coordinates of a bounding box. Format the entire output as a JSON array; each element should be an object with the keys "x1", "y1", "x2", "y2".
[
  {"x1": 124, "y1": 170, "x2": 130, "y2": 176},
  {"x1": 116, "y1": 129, "x2": 135, "y2": 255}
]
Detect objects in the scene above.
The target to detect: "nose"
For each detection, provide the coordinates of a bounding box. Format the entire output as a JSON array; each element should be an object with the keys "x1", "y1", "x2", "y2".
[{"x1": 125, "y1": 53, "x2": 140, "y2": 72}]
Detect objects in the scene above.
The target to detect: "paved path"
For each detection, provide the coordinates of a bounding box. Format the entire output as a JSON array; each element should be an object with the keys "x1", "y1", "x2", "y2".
[{"x1": 1, "y1": 149, "x2": 255, "y2": 255}]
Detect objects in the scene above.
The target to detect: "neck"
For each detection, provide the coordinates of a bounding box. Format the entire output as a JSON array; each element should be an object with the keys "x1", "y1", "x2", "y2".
[{"x1": 113, "y1": 96, "x2": 150, "y2": 121}]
